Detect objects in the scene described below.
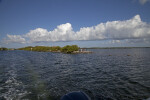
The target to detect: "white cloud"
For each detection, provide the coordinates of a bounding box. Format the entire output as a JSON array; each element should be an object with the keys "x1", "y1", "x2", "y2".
[
  {"x1": 25, "y1": 23, "x2": 74, "y2": 42},
  {"x1": 3, "y1": 15, "x2": 150, "y2": 44},
  {"x1": 25, "y1": 28, "x2": 49, "y2": 42},
  {"x1": 112, "y1": 40, "x2": 120, "y2": 44},
  {"x1": 125, "y1": 38, "x2": 150, "y2": 44},
  {"x1": 4, "y1": 34, "x2": 26, "y2": 44},
  {"x1": 74, "y1": 15, "x2": 150, "y2": 41},
  {"x1": 139, "y1": 0, "x2": 150, "y2": 4}
]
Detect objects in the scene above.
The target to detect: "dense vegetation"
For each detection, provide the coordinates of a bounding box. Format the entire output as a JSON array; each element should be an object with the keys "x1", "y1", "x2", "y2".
[
  {"x1": 18, "y1": 46, "x2": 61, "y2": 52},
  {"x1": 17, "y1": 45, "x2": 79, "y2": 53},
  {"x1": 18, "y1": 46, "x2": 49, "y2": 52},
  {"x1": 61, "y1": 45, "x2": 79, "y2": 53},
  {"x1": 0, "y1": 47, "x2": 8, "y2": 51}
]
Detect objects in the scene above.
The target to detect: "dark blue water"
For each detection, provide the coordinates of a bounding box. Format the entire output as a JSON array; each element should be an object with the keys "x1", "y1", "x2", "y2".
[{"x1": 0, "y1": 48, "x2": 150, "y2": 100}]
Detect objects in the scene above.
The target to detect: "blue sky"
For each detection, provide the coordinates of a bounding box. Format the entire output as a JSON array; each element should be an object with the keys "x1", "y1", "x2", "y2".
[{"x1": 0, "y1": 0, "x2": 150, "y2": 48}]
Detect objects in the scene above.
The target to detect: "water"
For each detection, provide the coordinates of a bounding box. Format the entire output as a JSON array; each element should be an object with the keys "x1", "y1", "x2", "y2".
[{"x1": 0, "y1": 48, "x2": 150, "y2": 100}]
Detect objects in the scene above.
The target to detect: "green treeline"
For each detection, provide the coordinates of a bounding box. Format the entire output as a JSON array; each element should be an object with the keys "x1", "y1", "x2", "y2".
[
  {"x1": 17, "y1": 45, "x2": 79, "y2": 53},
  {"x1": 18, "y1": 46, "x2": 60, "y2": 52},
  {"x1": 61, "y1": 45, "x2": 79, "y2": 53},
  {"x1": 0, "y1": 47, "x2": 8, "y2": 51}
]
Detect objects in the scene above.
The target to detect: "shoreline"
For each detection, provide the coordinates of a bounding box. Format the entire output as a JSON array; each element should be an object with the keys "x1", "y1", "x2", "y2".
[
  {"x1": 82, "y1": 47, "x2": 150, "y2": 49},
  {"x1": 72, "y1": 50, "x2": 92, "y2": 54}
]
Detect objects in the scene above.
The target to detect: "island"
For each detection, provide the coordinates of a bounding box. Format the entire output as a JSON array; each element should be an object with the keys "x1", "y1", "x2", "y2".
[{"x1": 17, "y1": 45, "x2": 92, "y2": 54}]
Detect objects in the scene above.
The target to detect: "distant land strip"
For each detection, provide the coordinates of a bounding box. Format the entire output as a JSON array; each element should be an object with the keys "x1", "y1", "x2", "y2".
[{"x1": 82, "y1": 47, "x2": 150, "y2": 49}]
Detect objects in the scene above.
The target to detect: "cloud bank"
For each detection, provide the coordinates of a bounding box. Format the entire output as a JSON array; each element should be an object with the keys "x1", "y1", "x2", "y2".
[
  {"x1": 3, "y1": 15, "x2": 150, "y2": 44},
  {"x1": 3, "y1": 34, "x2": 26, "y2": 44},
  {"x1": 139, "y1": 0, "x2": 150, "y2": 4}
]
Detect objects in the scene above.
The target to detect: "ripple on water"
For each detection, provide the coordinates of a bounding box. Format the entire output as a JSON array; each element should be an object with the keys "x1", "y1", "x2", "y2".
[
  {"x1": 0, "y1": 70, "x2": 29, "y2": 100},
  {"x1": 0, "y1": 49, "x2": 150, "y2": 100}
]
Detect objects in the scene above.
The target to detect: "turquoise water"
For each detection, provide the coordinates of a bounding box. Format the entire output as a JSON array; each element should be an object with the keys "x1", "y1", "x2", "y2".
[{"x1": 0, "y1": 48, "x2": 150, "y2": 100}]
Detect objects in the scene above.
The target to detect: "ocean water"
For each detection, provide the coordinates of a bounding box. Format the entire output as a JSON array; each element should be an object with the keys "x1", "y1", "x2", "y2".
[{"x1": 0, "y1": 48, "x2": 150, "y2": 100}]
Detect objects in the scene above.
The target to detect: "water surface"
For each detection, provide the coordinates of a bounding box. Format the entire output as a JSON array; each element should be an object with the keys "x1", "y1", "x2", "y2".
[{"x1": 0, "y1": 48, "x2": 150, "y2": 100}]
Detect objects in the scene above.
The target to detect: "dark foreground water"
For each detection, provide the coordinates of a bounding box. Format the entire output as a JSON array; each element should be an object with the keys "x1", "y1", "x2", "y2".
[{"x1": 0, "y1": 48, "x2": 150, "y2": 100}]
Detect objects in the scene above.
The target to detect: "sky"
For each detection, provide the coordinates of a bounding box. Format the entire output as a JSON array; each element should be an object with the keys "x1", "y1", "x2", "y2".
[{"x1": 0, "y1": 0, "x2": 150, "y2": 48}]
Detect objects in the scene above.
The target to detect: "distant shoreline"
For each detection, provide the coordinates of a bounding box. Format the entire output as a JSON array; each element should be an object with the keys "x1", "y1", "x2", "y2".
[
  {"x1": 14, "y1": 45, "x2": 92, "y2": 54},
  {"x1": 82, "y1": 47, "x2": 150, "y2": 49},
  {"x1": 1, "y1": 47, "x2": 150, "y2": 51}
]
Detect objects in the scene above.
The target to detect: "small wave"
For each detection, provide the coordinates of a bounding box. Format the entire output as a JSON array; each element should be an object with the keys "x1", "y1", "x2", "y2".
[{"x1": 0, "y1": 69, "x2": 29, "y2": 100}]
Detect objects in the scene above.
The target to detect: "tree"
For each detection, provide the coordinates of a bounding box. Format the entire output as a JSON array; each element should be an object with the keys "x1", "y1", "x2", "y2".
[
  {"x1": 61, "y1": 45, "x2": 79, "y2": 53},
  {"x1": 0, "y1": 47, "x2": 8, "y2": 51},
  {"x1": 50, "y1": 46, "x2": 61, "y2": 51},
  {"x1": 17, "y1": 45, "x2": 79, "y2": 53}
]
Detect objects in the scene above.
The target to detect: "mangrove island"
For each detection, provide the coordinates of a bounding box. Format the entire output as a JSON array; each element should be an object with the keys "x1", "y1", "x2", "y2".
[{"x1": 17, "y1": 45, "x2": 92, "y2": 54}]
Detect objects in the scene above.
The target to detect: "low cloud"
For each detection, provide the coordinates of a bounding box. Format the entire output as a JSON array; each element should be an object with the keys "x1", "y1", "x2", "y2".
[
  {"x1": 25, "y1": 23, "x2": 74, "y2": 42},
  {"x1": 3, "y1": 15, "x2": 150, "y2": 44},
  {"x1": 125, "y1": 38, "x2": 150, "y2": 44},
  {"x1": 3, "y1": 34, "x2": 26, "y2": 44},
  {"x1": 139, "y1": 0, "x2": 150, "y2": 4}
]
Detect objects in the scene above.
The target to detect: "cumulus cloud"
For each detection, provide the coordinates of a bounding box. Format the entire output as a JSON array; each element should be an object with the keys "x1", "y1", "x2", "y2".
[
  {"x1": 3, "y1": 34, "x2": 26, "y2": 44},
  {"x1": 125, "y1": 38, "x2": 150, "y2": 44},
  {"x1": 3, "y1": 15, "x2": 150, "y2": 44},
  {"x1": 139, "y1": 0, "x2": 150, "y2": 4},
  {"x1": 112, "y1": 40, "x2": 121, "y2": 44},
  {"x1": 25, "y1": 23, "x2": 74, "y2": 42}
]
